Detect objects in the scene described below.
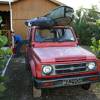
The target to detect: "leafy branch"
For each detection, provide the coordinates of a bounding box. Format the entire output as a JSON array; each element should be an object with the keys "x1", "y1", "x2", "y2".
[
  {"x1": 0, "y1": 16, "x2": 12, "y2": 96},
  {"x1": 90, "y1": 37, "x2": 100, "y2": 58}
]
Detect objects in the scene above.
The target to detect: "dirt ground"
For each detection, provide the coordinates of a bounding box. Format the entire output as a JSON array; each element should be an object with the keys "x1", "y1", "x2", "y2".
[{"x1": 1, "y1": 56, "x2": 100, "y2": 100}]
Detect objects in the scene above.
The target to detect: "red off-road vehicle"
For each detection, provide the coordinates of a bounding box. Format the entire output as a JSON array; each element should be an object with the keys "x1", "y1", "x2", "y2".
[{"x1": 26, "y1": 26, "x2": 100, "y2": 97}]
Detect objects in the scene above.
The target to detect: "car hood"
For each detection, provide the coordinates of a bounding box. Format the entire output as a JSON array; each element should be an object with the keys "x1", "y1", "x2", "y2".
[{"x1": 33, "y1": 46, "x2": 96, "y2": 63}]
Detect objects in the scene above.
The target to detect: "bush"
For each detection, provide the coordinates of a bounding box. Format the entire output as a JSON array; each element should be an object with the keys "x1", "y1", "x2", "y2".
[
  {"x1": 73, "y1": 6, "x2": 100, "y2": 45},
  {"x1": 0, "y1": 16, "x2": 12, "y2": 95},
  {"x1": 90, "y1": 37, "x2": 100, "y2": 58}
]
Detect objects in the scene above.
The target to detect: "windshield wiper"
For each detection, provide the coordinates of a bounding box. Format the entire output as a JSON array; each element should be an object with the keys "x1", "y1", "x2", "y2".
[{"x1": 57, "y1": 39, "x2": 74, "y2": 42}]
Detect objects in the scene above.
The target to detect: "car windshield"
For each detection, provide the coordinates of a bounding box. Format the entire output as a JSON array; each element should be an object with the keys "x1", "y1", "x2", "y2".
[{"x1": 35, "y1": 28, "x2": 75, "y2": 42}]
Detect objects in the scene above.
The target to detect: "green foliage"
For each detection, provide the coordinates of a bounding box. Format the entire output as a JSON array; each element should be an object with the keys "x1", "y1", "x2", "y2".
[
  {"x1": 0, "y1": 76, "x2": 8, "y2": 83},
  {"x1": 0, "y1": 36, "x2": 8, "y2": 48},
  {"x1": 90, "y1": 37, "x2": 100, "y2": 58},
  {"x1": 0, "y1": 35, "x2": 12, "y2": 57},
  {"x1": 0, "y1": 16, "x2": 12, "y2": 95},
  {"x1": 0, "y1": 47, "x2": 12, "y2": 56},
  {"x1": 0, "y1": 83, "x2": 6, "y2": 92},
  {"x1": 73, "y1": 6, "x2": 100, "y2": 45},
  {"x1": 0, "y1": 16, "x2": 2, "y2": 24},
  {"x1": 0, "y1": 30, "x2": 2, "y2": 35},
  {"x1": 96, "y1": 19, "x2": 100, "y2": 27}
]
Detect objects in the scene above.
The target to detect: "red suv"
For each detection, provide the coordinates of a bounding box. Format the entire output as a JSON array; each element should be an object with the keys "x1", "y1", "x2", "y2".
[{"x1": 26, "y1": 26, "x2": 100, "y2": 97}]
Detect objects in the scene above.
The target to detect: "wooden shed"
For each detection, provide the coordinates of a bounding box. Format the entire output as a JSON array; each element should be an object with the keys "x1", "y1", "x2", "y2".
[{"x1": 0, "y1": 0, "x2": 64, "y2": 39}]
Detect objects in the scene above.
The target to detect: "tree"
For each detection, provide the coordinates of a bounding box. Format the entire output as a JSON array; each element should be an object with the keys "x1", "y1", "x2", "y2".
[
  {"x1": 73, "y1": 6, "x2": 100, "y2": 45},
  {"x1": 90, "y1": 15, "x2": 100, "y2": 58}
]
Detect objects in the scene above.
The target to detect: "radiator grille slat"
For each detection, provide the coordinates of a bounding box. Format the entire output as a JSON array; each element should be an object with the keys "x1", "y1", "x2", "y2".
[{"x1": 55, "y1": 63, "x2": 87, "y2": 75}]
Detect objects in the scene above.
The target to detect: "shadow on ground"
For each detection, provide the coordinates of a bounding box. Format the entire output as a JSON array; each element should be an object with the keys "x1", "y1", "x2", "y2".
[{"x1": 0, "y1": 56, "x2": 100, "y2": 100}]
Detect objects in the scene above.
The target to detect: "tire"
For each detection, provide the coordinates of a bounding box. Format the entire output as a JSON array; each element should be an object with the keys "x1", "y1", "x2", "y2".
[
  {"x1": 81, "y1": 83, "x2": 91, "y2": 90},
  {"x1": 32, "y1": 82, "x2": 42, "y2": 98}
]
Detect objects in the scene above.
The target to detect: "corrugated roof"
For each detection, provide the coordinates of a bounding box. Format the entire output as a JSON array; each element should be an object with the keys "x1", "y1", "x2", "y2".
[
  {"x1": 0, "y1": 0, "x2": 18, "y2": 3},
  {"x1": 0, "y1": 0, "x2": 65, "y2": 5},
  {"x1": 0, "y1": 0, "x2": 18, "y2": 2},
  {"x1": 49, "y1": 0, "x2": 66, "y2": 6}
]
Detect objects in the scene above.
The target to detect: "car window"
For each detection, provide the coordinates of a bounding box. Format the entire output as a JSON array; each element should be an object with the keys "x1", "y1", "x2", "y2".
[
  {"x1": 35, "y1": 28, "x2": 75, "y2": 42},
  {"x1": 58, "y1": 29, "x2": 75, "y2": 41}
]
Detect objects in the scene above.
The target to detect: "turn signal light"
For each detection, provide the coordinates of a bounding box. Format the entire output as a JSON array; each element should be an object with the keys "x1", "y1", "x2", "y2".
[
  {"x1": 88, "y1": 77, "x2": 98, "y2": 81},
  {"x1": 42, "y1": 82, "x2": 53, "y2": 87}
]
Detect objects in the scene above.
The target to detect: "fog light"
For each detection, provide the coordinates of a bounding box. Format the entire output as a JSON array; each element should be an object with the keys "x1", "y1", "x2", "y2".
[{"x1": 43, "y1": 82, "x2": 53, "y2": 87}]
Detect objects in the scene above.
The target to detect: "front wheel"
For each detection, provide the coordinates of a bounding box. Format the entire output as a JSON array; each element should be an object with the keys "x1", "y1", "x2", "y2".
[
  {"x1": 32, "y1": 82, "x2": 42, "y2": 98},
  {"x1": 81, "y1": 83, "x2": 91, "y2": 90}
]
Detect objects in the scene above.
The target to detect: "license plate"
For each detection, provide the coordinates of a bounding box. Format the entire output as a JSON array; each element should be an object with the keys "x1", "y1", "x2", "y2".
[{"x1": 63, "y1": 79, "x2": 83, "y2": 86}]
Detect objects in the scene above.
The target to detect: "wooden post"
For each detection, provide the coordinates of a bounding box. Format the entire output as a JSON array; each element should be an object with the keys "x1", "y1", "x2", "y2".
[{"x1": 9, "y1": 1, "x2": 14, "y2": 49}]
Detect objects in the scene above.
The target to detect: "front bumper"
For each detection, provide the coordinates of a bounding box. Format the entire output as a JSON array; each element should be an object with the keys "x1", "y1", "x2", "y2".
[{"x1": 33, "y1": 74, "x2": 100, "y2": 89}]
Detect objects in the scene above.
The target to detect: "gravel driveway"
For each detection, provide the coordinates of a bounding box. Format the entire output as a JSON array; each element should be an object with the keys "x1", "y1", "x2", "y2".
[{"x1": 0, "y1": 56, "x2": 100, "y2": 100}]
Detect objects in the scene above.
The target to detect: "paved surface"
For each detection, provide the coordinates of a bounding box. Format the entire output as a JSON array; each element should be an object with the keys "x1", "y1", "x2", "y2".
[{"x1": 0, "y1": 56, "x2": 100, "y2": 100}]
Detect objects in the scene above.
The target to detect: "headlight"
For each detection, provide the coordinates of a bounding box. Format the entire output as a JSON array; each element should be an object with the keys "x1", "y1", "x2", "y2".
[
  {"x1": 42, "y1": 65, "x2": 53, "y2": 75},
  {"x1": 87, "y1": 62, "x2": 96, "y2": 70}
]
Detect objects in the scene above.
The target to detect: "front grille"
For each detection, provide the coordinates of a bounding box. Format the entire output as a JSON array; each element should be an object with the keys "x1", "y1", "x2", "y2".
[{"x1": 55, "y1": 63, "x2": 87, "y2": 75}]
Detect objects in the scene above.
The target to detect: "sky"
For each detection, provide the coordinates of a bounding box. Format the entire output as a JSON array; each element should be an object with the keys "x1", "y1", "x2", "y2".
[
  {"x1": 0, "y1": 0, "x2": 100, "y2": 11},
  {"x1": 0, "y1": 0, "x2": 14, "y2": 1},
  {"x1": 58, "y1": 0, "x2": 100, "y2": 10}
]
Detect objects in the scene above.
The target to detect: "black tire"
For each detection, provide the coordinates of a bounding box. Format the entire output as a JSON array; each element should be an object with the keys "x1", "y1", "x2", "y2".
[
  {"x1": 32, "y1": 82, "x2": 42, "y2": 98},
  {"x1": 81, "y1": 83, "x2": 91, "y2": 90}
]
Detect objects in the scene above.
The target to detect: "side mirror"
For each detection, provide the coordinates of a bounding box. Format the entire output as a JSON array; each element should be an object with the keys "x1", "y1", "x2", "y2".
[
  {"x1": 77, "y1": 37, "x2": 80, "y2": 41},
  {"x1": 75, "y1": 33, "x2": 80, "y2": 42},
  {"x1": 76, "y1": 37, "x2": 80, "y2": 45},
  {"x1": 76, "y1": 33, "x2": 79, "y2": 39}
]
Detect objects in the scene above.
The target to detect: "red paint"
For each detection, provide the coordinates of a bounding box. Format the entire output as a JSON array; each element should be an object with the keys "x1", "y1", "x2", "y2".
[
  {"x1": 96, "y1": 59, "x2": 100, "y2": 72},
  {"x1": 88, "y1": 77, "x2": 98, "y2": 81},
  {"x1": 33, "y1": 47, "x2": 96, "y2": 63},
  {"x1": 42, "y1": 82, "x2": 53, "y2": 87},
  {"x1": 26, "y1": 26, "x2": 99, "y2": 81}
]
